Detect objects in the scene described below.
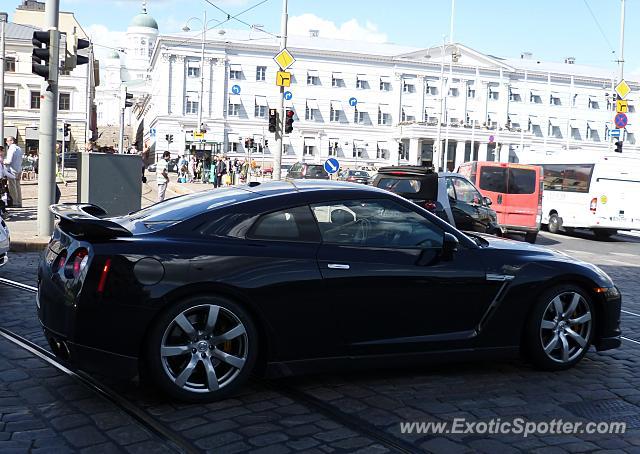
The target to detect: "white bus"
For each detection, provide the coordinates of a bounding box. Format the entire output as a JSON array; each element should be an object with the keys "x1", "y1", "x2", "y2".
[{"x1": 531, "y1": 153, "x2": 640, "y2": 239}]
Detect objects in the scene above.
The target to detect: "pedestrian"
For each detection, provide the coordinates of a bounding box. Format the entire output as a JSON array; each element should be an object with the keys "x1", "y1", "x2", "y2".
[
  {"x1": 178, "y1": 153, "x2": 189, "y2": 183},
  {"x1": 0, "y1": 146, "x2": 11, "y2": 216},
  {"x1": 188, "y1": 155, "x2": 196, "y2": 183},
  {"x1": 3, "y1": 136, "x2": 23, "y2": 208},
  {"x1": 157, "y1": 151, "x2": 171, "y2": 202},
  {"x1": 216, "y1": 155, "x2": 227, "y2": 188},
  {"x1": 141, "y1": 145, "x2": 150, "y2": 183},
  {"x1": 210, "y1": 156, "x2": 218, "y2": 187}
]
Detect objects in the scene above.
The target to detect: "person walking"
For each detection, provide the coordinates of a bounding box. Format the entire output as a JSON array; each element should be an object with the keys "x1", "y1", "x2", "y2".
[
  {"x1": 3, "y1": 137, "x2": 23, "y2": 208},
  {"x1": 210, "y1": 156, "x2": 218, "y2": 187},
  {"x1": 157, "y1": 151, "x2": 171, "y2": 202},
  {"x1": 0, "y1": 146, "x2": 12, "y2": 216},
  {"x1": 215, "y1": 155, "x2": 227, "y2": 188}
]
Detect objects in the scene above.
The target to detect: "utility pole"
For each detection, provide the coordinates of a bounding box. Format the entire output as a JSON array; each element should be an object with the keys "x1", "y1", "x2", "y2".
[
  {"x1": 618, "y1": 0, "x2": 625, "y2": 82},
  {"x1": 36, "y1": 0, "x2": 60, "y2": 237},
  {"x1": 197, "y1": 10, "x2": 206, "y2": 134},
  {"x1": 0, "y1": 12, "x2": 6, "y2": 147},
  {"x1": 435, "y1": 38, "x2": 446, "y2": 171},
  {"x1": 273, "y1": 0, "x2": 288, "y2": 181}
]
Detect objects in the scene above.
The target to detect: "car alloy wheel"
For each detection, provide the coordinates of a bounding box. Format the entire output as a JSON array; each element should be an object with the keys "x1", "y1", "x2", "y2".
[
  {"x1": 160, "y1": 304, "x2": 249, "y2": 395},
  {"x1": 539, "y1": 291, "x2": 592, "y2": 364}
]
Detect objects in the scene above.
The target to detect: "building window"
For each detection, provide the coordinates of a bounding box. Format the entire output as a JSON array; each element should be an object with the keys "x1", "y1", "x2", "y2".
[
  {"x1": 588, "y1": 99, "x2": 599, "y2": 109},
  {"x1": 356, "y1": 77, "x2": 368, "y2": 89},
  {"x1": 627, "y1": 132, "x2": 635, "y2": 144},
  {"x1": 572, "y1": 94, "x2": 578, "y2": 107},
  {"x1": 332, "y1": 74, "x2": 344, "y2": 87},
  {"x1": 330, "y1": 106, "x2": 341, "y2": 122},
  {"x1": 354, "y1": 147, "x2": 365, "y2": 158},
  {"x1": 571, "y1": 128, "x2": 582, "y2": 140},
  {"x1": 305, "y1": 105, "x2": 318, "y2": 121},
  {"x1": 376, "y1": 146, "x2": 389, "y2": 159},
  {"x1": 255, "y1": 105, "x2": 267, "y2": 118},
  {"x1": 378, "y1": 109, "x2": 392, "y2": 126},
  {"x1": 427, "y1": 86, "x2": 438, "y2": 96},
  {"x1": 228, "y1": 103, "x2": 240, "y2": 116},
  {"x1": 59, "y1": 93, "x2": 70, "y2": 111},
  {"x1": 587, "y1": 127, "x2": 600, "y2": 141},
  {"x1": 256, "y1": 66, "x2": 266, "y2": 81},
  {"x1": 30, "y1": 91, "x2": 40, "y2": 109},
  {"x1": 186, "y1": 94, "x2": 199, "y2": 115},
  {"x1": 354, "y1": 108, "x2": 367, "y2": 125},
  {"x1": 509, "y1": 90, "x2": 521, "y2": 102},
  {"x1": 187, "y1": 62, "x2": 200, "y2": 77},
  {"x1": 530, "y1": 93, "x2": 542, "y2": 104},
  {"x1": 229, "y1": 67, "x2": 242, "y2": 79},
  {"x1": 401, "y1": 107, "x2": 415, "y2": 122},
  {"x1": 550, "y1": 125, "x2": 562, "y2": 138},
  {"x1": 380, "y1": 81, "x2": 391, "y2": 91},
  {"x1": 488, "y1": 89, "x2": 499, "y2": 100},
  {"x1": 329, "y1": 140, "x2": 339, "y2": 156},
  {"x1": 4, "y1": 89, "x2": 16, "y2": 108},
  {"x1": 228, "y1": 142, "x2": 238, "y2": 153},
  {"x1": 403, "y1": 82, "x2": 415, "y2": 93},
  {"x1": 4, "y1": 57, "x2": 16, "y2": 72},
  {"x1": 448, "y1": 87, "x2": 459, "y2": 97},
  {"x1": 304, "y1": 140, "x2": 316, "y2": 156},
  {"x1": 550, "y1": 95, "x2": 561, "y2": 106},
  {"x1": 467, "y1": 86, "x2": 475, "y2": 98},
  {"x1": 307, "y1": 74, "x2": 320, "y2": 85}
]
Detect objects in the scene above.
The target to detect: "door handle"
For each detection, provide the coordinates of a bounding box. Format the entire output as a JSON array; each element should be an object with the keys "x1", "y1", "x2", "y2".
[{"x1": 327, "y1": 263, "x2": 350, "y2": 270}]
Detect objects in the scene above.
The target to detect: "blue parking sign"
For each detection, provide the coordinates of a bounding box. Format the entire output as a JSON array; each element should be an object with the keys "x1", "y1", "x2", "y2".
[{"x1": 324, "y1": 157, "x2": 339, "y2": 174}]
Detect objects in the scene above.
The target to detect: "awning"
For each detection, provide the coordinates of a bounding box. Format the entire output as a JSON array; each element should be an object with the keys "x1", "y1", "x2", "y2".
[
  {"x1": 229, "y1": 64, "x2": 242, "y2": 72},
  {"x1": 304, "y1": 137, "x2": 318, "y2": 147},
  {"x1": 380, "y1": 76, "x2": 391, "y2": 83},
  {"x1": 587, "y1": 121, "x2": 598, "y2": 129},
  {"x1": 25, "y1": 127, "x2": 39, "y2": 140},
  {"x1": 377, "y1": 141, "x2": 389, "y2": 149},
  {"x1": 306, "y1": 99, "x2": 319, "y2": 110},
  {"x1": 356, "y1": 74, "x2": 367, "y2": 81},
  {"x1": 255, "y1": 96, "x2": 267, "y2": 106},
  {"x1": 509, "y1": 87, "x2": 520, "y2": 95},
  {"x1": 307, "y1": 70, "x2": 319, "y2": 77},
  {"x1": 3, "y1": 126, "x2": 18, "y2": 140},
  {"x1": 253, "y1": 134, "x2": 263, "y2": 143},
  {"x1": 530, "y1": 90, "x2": 544, "y2": 97},
  {"x1": 379, "y1": 104, "x2": 392, "y2": 113},
  {"x1": 187, "y1": 60, "x2": 200, "y2": 68},
  {"x1": 402, "y1": 105, "x2": 413, "y2": 113},
  {"x1": 529, "y1": 116, "x2": 540, "y2": 125},
  {"x1": 548, "y1": 117, "x2": 561, "y2": 126},
  {"x1": 569, "y1": 120, "x2": 584, "y2": 129},
  {"x1": 332, "y1": 72, "x2": 343, "y2": 79},
  {"x1": 229, "y1": 94, "x2": 241, "y2": 105},
  {"x1": 331, "y1": 100, "x2": 342, "y2": 110},
  {"x1": 227, "y1": 133, "x2": 240, "y2": 142}
]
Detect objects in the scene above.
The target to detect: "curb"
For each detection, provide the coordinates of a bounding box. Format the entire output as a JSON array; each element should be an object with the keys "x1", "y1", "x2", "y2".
[
  {"x1": 9, "y1": 240, "x2": 48, "y2": 252},
  {"x1": 168, "y1": 183, "x2": 197, "y2": 196}
]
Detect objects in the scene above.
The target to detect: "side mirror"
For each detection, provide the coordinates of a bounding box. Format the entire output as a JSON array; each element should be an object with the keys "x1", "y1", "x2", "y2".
[
  {"x1": 483, "y1": 196, "x2": 493, "y2": 206},
  {"x1": 442, "y1": 232, "x2": 459, "y2": 261}
]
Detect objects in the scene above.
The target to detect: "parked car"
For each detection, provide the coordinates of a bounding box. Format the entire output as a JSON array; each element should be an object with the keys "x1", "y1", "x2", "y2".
[
  {"x1": 373, "y1": 166, "x2": 501, "y2": 235},
  {"x1": 338, "y1": 169, "x2": 371, "y2": 185},
  {"x1": 0, "y1": 217, "x2": 9, "y2": 267},
  {"x1": 285, "y1": 162, "x2": 329, "y2": 180},
  {"x1": 458, "y1": 161, "x2": 542, "y2": 243},
  {"x1": 39, "y1": 181, "x2": 621, "y2": 402},
  {"x1": 147, "y1": 159, "x2": 179, "y2": 173},
  {"x1": 56, "y1": 152, "x2": 79, "y2": 169}
]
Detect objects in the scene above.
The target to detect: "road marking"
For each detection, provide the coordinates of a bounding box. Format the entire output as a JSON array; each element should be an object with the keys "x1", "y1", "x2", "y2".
[
  {"x1": 565, "y1": 249, "x2": 593, "y2": 255},
  {"x1": 603, "y1": 260, "x2": 639, "y2": 267},
  {"x1": 610, "y1": 252, "x2": 636, "y2": 257},
  {"x1": 622, "y1": 309, "x2": 640, "y2": 318},
  {"x1": 622, "y1": 336, "x2": 640, "y2": 345}
]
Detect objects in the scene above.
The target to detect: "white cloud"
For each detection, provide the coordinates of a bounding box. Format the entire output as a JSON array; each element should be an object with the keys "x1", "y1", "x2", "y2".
[
  {"x1": 85, "y1": 24, "x2": 126, "y2": 60},
  {"x1": 288, "y1": 13, "x2": 387, "y2": 43}
]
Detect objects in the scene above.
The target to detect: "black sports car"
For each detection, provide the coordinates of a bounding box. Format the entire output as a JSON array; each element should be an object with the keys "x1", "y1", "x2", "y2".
[{"x1": 37, "y1": 181, "x2": 621, "y2": 402}]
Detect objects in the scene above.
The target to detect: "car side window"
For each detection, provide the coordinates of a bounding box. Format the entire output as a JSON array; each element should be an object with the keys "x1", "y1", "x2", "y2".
[
  {"x1": 452, "y1": 178, "x2": 481, "y2": 204},
  {"x1": 248, "y1": 205, "x2": 320, "y2": 242},
  {"x1": 310, "y1": 199, "x2": 444, "y2": 249},
  {"x1": 446, "y1": 177, "x2": 456, "y2": 199}
]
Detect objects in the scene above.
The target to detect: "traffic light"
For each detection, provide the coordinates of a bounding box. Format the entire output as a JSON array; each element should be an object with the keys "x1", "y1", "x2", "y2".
[
  {"x1": 64, "y1": 32, "x2": 90, "y2": 70},
  {"x1": 268, "y1": 108, "x2": 278, "y2": 133},
  {"x1": 615, "y1": 141, "x2": 623, "y2": 153},
  {"x1": 398, "y1": 142, "x2": 404, "y2": 155},
  {"x1": 63, "y1": 123, "x2": 71, "y2": 138},
  {"x1": 32, "y1": 30, "x2": 59, "y2": 81},
  {"x1": 165, "y1": 134, "x2": 173, "y2": 143},
  {"x1": 123, "y1": 89, "x2": 133, "y2": 108},
  {"x1": 284, "y1": 109, "x2": 295, "y2": 133}
]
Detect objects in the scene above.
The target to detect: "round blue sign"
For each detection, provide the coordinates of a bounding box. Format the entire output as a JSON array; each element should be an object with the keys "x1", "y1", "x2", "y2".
[
  {"x1": 284, "y1": 91, "x2": 293, "y2": 100},
  {"x1": 348, "y1": 97, "x2": 358, "y2": 107},
  {"x1": 614, "y1": 113, "x2": 628, "y2": 129},
  {"x1": 324, "y1": 158, "x2": 340, "y2": 174},
  {"x1": 231, "y1": 85, "x2": 241, "y2": 95}
]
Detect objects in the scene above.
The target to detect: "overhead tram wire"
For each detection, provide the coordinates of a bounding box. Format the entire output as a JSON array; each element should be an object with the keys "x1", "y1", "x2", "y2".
[
  {"x1": 201, "y1": 0, "x2": 280, "y2": 38},
  {"x1": 582, "y1": 0, "x2": 616, "y2": 55}
]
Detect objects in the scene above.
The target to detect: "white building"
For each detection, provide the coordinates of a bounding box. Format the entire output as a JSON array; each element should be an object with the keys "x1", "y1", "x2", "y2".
[
  {"x1": 142, "y1": 28, "x2": 639, "y2": 169},
  {"x1": 2, "y1": 3, "x2": 97, "y2": 154},
  {"x1": 94, "y1": 2, "x2": 158, "y2": 148}
]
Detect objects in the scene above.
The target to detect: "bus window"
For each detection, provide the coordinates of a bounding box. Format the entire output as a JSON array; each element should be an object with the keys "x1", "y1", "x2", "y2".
[{"x1": 541, "y1": 164, "x2": 593, "y2": 193}]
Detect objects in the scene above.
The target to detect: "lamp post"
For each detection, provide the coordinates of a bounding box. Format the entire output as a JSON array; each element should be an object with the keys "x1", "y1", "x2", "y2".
[{"x1": 434, "y1": 40, "x2": 458, "y2": 171}]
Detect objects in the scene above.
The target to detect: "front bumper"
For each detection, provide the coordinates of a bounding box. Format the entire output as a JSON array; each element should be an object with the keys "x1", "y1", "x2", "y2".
[
  {"x1": 0, "y1": 252, "x2": 7, "y2": 267},
  {"x1": 594, "y1": 290, "x2": 622, "y2": 352}
]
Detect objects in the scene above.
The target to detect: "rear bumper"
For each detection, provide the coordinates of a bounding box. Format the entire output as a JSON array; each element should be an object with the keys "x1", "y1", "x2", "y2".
[
  {"x1": 42, "y1": 325, "x2": 139, "y2": 379},
  {"x1": 0, "y1": 252, "x2": 7, "y2": 267},
  {"x1": 501, "y1": 225, "x2": 539, "y2": 234}
]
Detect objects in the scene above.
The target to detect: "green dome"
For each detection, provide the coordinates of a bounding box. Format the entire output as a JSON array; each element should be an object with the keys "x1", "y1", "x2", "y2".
[
  {"x1": 130, "y1": 13, "x2": 158, "y2": 30},
  {"x1": 108, "y1": 50, "x2": 120, "y2": 59}
]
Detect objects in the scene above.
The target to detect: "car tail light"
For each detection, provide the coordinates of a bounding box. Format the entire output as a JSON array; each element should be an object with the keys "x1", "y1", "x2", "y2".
[
  {"x1": 97, "y1": 258, "x2": 112, "y2": 294},
  {"x1": 347, "y1": 176, "x2": 356, "y2": 181},
  {"x1": 64, "y1": 248, "x2": 89, "y2": 279},
  {"x1": 52, "y1": 250, "x2": 67, "y2": 273},
  {"x1": 423, "y1": 201, "x2": 437, "y2": 211},
  {"x1": 590, "y1": 198, "x2": 597, "y2": 213}
]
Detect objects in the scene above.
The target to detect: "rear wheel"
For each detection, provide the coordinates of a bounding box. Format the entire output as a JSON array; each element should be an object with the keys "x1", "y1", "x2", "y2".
[
  {"x1": 524, "y1": 232, "x2": 538, "y2": 244},
  {"x1": 145, "y1": 295, "x2": 257, "y2": 402},
  {"x1": 525, "y1": 285, "x2": 594, "y2": 371},
  {"x1": 594, "y1": 229, "x2": 616, "y2": 240},
  {"x1": 548, "y1": 213, "x2": 561, "y2": 234}
]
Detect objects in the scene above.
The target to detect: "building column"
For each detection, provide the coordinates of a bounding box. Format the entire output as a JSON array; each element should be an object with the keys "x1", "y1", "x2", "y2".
[
  {"x1": 409, "y1": 138, "x2": 420, "y2": 165},
  {"x1": 499, "y1": 144, "x2": 510, "y2": 162},
  {"x1": 455, "y1": 140, "x2": 466, "y2": 169},
  {"x1": 212, "y1": 59, "x2": 227, "y2": 119},
  {"x1": 478, "y1": 142, "x2": 489, "y2": 161}
]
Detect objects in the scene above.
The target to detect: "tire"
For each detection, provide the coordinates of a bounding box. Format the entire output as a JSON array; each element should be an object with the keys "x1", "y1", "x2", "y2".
[
  {"x1": 525, "y1": 285, "x2": 595, "y2": 371},
  {"x1": 548, "y1": 214, "x2": 561, "y2": 234},
  {"x1": 594, "y1": 229, "x2": 616, "y2": 240},
  {"x1": 524, "y1": 232, "x2": 538, "y2": 244},
  {"x1": 145, "y1": 295, "x2": 258, "y2": 402}
]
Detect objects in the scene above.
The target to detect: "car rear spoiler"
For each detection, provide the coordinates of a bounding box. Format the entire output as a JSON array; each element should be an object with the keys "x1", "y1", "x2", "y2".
[{"x1": 49, "y1": 204, "x2": 132, "y2": 239}]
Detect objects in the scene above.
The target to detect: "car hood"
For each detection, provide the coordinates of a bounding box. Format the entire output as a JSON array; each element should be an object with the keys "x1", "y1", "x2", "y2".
[{"x1": 469, "y1": 232, "x2": 574, "y2": 258}]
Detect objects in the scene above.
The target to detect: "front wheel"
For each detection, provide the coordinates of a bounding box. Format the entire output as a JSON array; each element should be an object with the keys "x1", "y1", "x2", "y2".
[
  {"x1": 525, "y1": 285, "x2": 594, "y2": 371},
  {"x1": 145, "y1": 296, "x2": 258, "y2": 402},
  {"x1": 547, "y1": 214, "x2": 561, "y2": 234}
]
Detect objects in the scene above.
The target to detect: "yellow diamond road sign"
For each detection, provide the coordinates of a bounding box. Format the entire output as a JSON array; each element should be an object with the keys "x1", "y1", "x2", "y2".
[
  {"x1": 615, "y1": 80, "x2": 631, "y2": 100},
  {"x1": 274, "y1": 48, "x2": 295, "y2": 71}
]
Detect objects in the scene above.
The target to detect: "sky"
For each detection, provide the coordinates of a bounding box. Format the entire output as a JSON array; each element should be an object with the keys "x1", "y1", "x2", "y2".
[{"x1": 26, "y1": 0, "x2": 640, "y2": 78}]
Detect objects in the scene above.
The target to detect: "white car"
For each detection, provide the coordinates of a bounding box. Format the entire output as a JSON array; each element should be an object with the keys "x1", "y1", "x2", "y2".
[{"x1": 0, "y1": 217, "x2": 9, "y2": 267}]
